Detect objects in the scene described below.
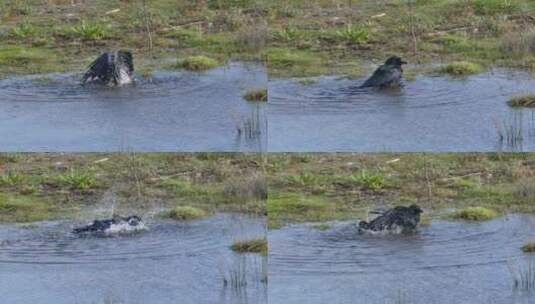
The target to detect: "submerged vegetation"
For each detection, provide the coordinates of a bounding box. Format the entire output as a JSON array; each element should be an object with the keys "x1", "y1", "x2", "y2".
[
  {"x1": 508, "y1": 94, "x2": 535, "y2": 107},
  {"x1": 0, "y1": 153, "x2": 266, "y2": 222},
  {"x1": 522, "y1": 241, "x2": 535, "y2": 253},
  {"x1": 508, "y1": 260, "x2": 535, "y2": 291},
  {"x1": 231, "y1": 238, "x2": 268, "y2": 255},
  {"x1": 446, "y1": 207, "x2": 499, "y2": 221},
  {"x1": 243, "y1": 88, "x2": 268, "y2": 102}
]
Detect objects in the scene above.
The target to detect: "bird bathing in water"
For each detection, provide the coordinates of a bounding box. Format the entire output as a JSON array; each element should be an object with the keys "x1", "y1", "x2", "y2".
[
  {"x1": 73, "y1": 215, "x2": 146, "y2": 235},
  {"x1": 82, "y1": 50, "x2": 134, "y2": 87},
  {"x1": 360, "y1": 56, "x2": 407, "y2": 89},
  {"x1": 358, "y1": 205, "x2": 423, "y2": 233}
]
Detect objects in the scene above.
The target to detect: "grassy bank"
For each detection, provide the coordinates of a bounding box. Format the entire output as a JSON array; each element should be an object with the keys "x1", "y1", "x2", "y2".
[
  {"x1": 0, "y1": 153, "x2": 266, "y2": 222},
  {"x1": 266, "y1": 0, "x2": 535, "y2": 77},
  {"x1": 267, "y1": 153, "x2": 535, "y2": 228},
  {"x1": 0, "y1": 0, "x2": 267, "y2": 76}
]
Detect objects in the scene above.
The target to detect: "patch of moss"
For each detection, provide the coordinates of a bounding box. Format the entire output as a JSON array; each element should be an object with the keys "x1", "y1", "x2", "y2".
[
  {"x1": 162, "y1": 205, "x2": 207, "y2": 220},
  {"x1": 508, "y1": 94, "x2": 535, "y2": 107},
  {"x1": 243, "y1": 88, "x2": 267, "y2": 102},
  {"x1": 438, "y1": 61, "x2": 483, "y2": 76},
  {"x1": 521, "y1": 241, "x2": 535, "y2": 253},
  {"x1": 447, "y1": 207, "x2": 499, "y2": 221},
  {"x1": 179, "y1": 56, "x2": 219, "y2": 71},
  {"x1": 230, "y1": 238, "x2": 267, "y2": 255}
]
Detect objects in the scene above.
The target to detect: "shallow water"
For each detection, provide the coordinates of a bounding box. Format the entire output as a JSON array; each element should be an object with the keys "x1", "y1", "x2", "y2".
[
  {"x1": 0, "y1": 213, "x2": 267, "y2": 304},
  {"x1": 269, "y1": 214, "x2": 535, "y2": 304},
  {"x1": 269, "y1": 69, "x2": 535, "y2": 151},
  {"x1": 0, "y1": 62, "x2": 267, "y2": 152}
]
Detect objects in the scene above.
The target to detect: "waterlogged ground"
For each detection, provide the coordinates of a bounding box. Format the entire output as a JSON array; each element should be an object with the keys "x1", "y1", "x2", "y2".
[
  {"x1": 0, "y1": 213, "x2": 267, "y2": 304},
  {"x1": 0, "y1": 62, "x2": 267, "y2": 152},
  {"x1": 269, "y1": 214, "x2": 535, "y2": 304},
  {"x1": 268, "y1": 69, "x2": 535, "y2": 152}
]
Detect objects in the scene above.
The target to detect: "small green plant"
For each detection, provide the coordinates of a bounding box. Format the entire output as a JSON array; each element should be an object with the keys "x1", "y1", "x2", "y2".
[
  {"x1": 508, "y1": 94, "x2": 535, "y2": 107},
  {"x1": 335, "y1": 24, "x2": 370, "y2": 45},
  {"x1": 0, "y1": 171, "x2": 24, "y2": 186},
  {"x1": 11, "y1": 22, "x2": 37, "y2": 38},
  {"x1": 273, "y1": 26, "x2": 302, "y2": 42},
  {"x1": 286, "y1": 172, "x2": 318, "y2": 187},
  {"x1": 179, "y1": 56, "x2": 219, "y2": 71},
  {"x1": 70, "y1": 21, "x2": 107, "y2": 40},
  {"x1": 59, "y1": 169, "x2": 96, "y2": 190},
  {"x1": 162, "y1": 205, "x2": 206, "y2": 220},
  {"x1": 522, "y1": 241, "x2": 535, "y2": 253},
  {"x1": 243, "y1": 88, "x2": 267, "y2": 101},
  {"x1": 350, "y1": 170, "x2": 386, "y2": 190},
  {"x1": 230, "y1": 238, "x2": 267, "y2": 255},
  {"x1": 447, "y1": 207, "x2": 498, "y2": 221},
  {"x1": 438, "y1": 61, "x2": 483, "y2": 76}
]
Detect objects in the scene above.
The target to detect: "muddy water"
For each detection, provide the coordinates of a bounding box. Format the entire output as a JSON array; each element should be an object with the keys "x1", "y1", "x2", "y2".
[
  {"x1": 0, "y1": 214, "x2": 267, "y2": 304},
  {"x1": 0, "y1": 62, "x2": 266, "y2": 152},
  {"x1": 268, "y1": 69, "x2": 535, "y2": 152},
  {"x1": 269, "y1": 214, "x2": 535, "y2": 304}
]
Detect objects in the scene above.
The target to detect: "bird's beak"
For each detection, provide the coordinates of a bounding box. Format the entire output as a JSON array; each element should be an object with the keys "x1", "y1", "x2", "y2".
[{"x1": 401, "y1": 60, "x2": 408, "y2": 65}]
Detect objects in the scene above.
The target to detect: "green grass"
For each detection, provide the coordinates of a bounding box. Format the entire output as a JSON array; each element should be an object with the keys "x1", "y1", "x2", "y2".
[
  {"x1": 508, "y1": 94, "x2": 535, "y2": 107},
  {"x1": 522, "y1": 241, "x2": 535, "y2": 253},
  {"x1": 350, "y1": 170, "x2": 386, "y2": 190},
  {"x1": 473, "y1": 0, "x2": 520, "y2": 15},
  {"x1": 335, "y1": 24, "x2": 370, "y2": 45},
  {"x1": 11, "y1": 22, "x2": 38, "y2": 39},
  {"x1": 59, "y1": 169, "x2": 96, "y2": 190},
  {"x1": 243, "y1": 88, "x2": 268, "y2": 101},
  {"x1": 0, "y1": 171, "x2": 25, "y2": 186},
  {"x1": 0, "y1": 153, "x2": 266, "y2": 223},
  {"x1": 286, "y1": 172, "x2": 319, "y2": 187},
  {"x1": 230, "y1": 238, "x2": 267, "y2": 255},
  {"x1": 0, "y1": 45, "x2": 49, "y2": 66},
  {"x1": 438, "y1": 61, "x2": 483, "y2": 76},
  {"x1": 69, "y1": 20, "x2": 109, "y2": 40},
  {"x1": 0, "y1": 194, "x2": 52, "y2": 222},
  {"x1": 177, "y1": 56, "x2": 220, "y2": 71},
  {"x1": 0, "y1": 1, "x2": 264, "y2": 76},
  {"x1": 447, "y1": 207, "x2": 499, "y2": 221},
  {"x1": 161, "y1": 205, "x2": 207, "y2": 220}
]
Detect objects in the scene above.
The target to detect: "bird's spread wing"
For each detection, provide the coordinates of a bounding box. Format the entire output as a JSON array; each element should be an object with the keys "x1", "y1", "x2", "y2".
[
  {"x1": 82, "y1": 53, "x2": 109, "y2": 84},
  {"x1": 118, "y1": 51, "x2": 134, "y2": 73}
]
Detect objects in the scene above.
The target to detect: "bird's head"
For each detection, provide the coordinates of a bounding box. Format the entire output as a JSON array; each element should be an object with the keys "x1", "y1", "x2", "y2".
[
  {"x1": 385, "y1": 56, "x2": 407, "y2": 67},
  {"x1": 409, "y1": 205, "x2": 423, "y2": 214},
  {"x1": 126, "y1": 215, "x2": 142, "y2": 226}
]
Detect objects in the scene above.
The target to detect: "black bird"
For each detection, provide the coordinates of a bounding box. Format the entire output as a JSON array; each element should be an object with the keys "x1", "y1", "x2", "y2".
[
  {"x1": 82, "y1": 50, "x2": 134, "y2": 86},
  {"x1": 360, "y1": 56, "x2": 407, "y2": 88},
  {"x1": 358, "y1": 205, "x2": 423, "y2": 233},
  {"x1": 73, "y1": 215, "x2": 144, "y2": 235}
]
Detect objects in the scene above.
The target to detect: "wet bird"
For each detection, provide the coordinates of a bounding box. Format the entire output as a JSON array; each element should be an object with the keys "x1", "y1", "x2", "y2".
[
  {"x1": 358, "y1": 205, "x2": 423, "y2": 233},
  {"x1": 82, "y1": 50, "x2": 134, "y2": 86},
  {"x1": 73, "y1": 215, "x2": 145, "y2": 235},
  {"x1": 360, "y1": 56, "x2": 407, "y2": 88}
]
